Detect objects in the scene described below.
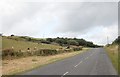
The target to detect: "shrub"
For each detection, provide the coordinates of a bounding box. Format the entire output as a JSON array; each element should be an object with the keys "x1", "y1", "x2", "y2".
[
  {"x1": 67, "y1": 40, "x2": 79, "y2": 46},
  {"x1": 64, "y1": 49, "x2": 72, "y2": 52},
  {"x1": 11, "y1": 34, "x2": 14, "y2": 37},
  {"x1": 41, "y1": 40, "x2": 51, "y2": 44},
  {"x1": 32, "y1": 59, "x2": 37, "y2": 62},
  {"x1": 34, "y1": 49, "x2": 58, "y2": 56},
  {"x1": 2, "y1": 49, "x2": 24, "y2": 59},
  {"x1": 2, "y1": 49, "x2": 14, "y2": 57},
  {"x1": 72, "y1": 47, "x2": 82, "y2": 51},
  {"x1": 13, "y1": 51, "x2": 23, "y2": 57},
  {"x1": 2, "y1": 46, "x2": 82, "y2": 60}
]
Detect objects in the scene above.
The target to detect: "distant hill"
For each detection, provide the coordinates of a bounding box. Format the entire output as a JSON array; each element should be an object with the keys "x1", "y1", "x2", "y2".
[
  {"x1": 2, "y1": 36, "x2": 61, "y2": 52},
  {"x1": 2, "y1": 35, "x2": 102, "y2": 48},
  {"x1": 2, "y1": 35, "x2": 102, "y2": 59}
]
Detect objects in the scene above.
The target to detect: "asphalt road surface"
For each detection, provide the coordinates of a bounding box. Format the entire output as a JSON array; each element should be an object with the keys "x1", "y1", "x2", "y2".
[{"x1": 22, "y1": 48, "x2": 117, "y2": 75}]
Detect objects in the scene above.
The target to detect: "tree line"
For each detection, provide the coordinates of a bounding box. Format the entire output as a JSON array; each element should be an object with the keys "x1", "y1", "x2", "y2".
[
  {"x1": 8, "y1": 35, "x2": 102, "y2": 48},
  {"x1": 45, "y1": 37, "x2": 102, "y2": 48}
]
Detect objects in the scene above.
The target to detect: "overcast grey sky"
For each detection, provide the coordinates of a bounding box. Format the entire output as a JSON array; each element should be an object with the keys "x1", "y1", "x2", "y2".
[{"x1": 0, "y1": 0, "x2": 119, "y2": 45}]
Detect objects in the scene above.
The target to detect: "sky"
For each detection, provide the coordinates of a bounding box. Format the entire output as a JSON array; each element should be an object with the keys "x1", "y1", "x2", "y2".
[{"x1": 0, "y1": 0, "x2": 119, "y2": 45}]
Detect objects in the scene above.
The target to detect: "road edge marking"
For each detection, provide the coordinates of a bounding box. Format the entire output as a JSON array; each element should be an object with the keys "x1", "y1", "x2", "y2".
[{"x1": 61, "y1": 72, "x2": 69, "y2": 77}]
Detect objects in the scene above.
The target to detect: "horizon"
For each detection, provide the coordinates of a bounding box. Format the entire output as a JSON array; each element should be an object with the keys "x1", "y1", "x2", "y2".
[{"x1": 2, "y1": 34, "x2": 116, "y2": 46}]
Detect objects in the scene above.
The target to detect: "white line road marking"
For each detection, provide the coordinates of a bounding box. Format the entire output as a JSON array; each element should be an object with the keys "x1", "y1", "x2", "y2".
[
  {"x1": 61, "y1": 72, "x2": 69, "y2": 77},
  {"x1": 74, "y1": 61, "x2": 83, "y2": 67}
]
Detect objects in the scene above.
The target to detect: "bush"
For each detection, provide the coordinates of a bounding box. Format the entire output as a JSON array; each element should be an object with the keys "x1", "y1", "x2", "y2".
[
  {"x1": 13, "y1": 51, "x2": 23, "y2": 57},
  {"x1": 67, "y1": 40, "x2": 79, "y2": 46},
  {"x1": 11, "y1": 34, "x2": 14, "y2": 37},
  {"x1": 40, "y1": 40, "x2": 51, "y2": 44},
  {"x1": 72, "y1": 47, "x2": 82, "y2": 51},
  {"x1": 34, "y1": 49, "x2": 58, "y2": 56},
  {"x1": 2, "y1": 46, "x2": 82, "y2": 60},
  {"x1": 46, "y1": 38, "x2": 54, "y2": 42},
  {"x1": 2, "y1": 49, "x2": 14, "y2": 57},
  {"x1": 2, "y1": 49, "x2": 24, "y2": 59},
  {"x1": 64, "y1": 49, "x2": 72, "y2": 52}
]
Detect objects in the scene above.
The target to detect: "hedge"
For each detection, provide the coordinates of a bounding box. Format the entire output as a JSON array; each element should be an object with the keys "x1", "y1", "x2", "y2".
[{"x1": 2, "y1": 47, "x2": 82, "y2": 59}]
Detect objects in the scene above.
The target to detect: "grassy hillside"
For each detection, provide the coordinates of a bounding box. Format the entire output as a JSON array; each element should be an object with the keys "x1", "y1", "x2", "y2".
[
  {"x1": 2, "y1": 36, "x2": 61, "y2": 52},
  {"x1": 2, "y1": 36, "x2": 83, "y2": 59},
  {"x1": 2, "y1": 36, "x2": 89, "y2": 75}
]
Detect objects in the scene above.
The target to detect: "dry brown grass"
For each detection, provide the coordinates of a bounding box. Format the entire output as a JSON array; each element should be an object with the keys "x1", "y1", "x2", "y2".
[
  {"x1": 2, "y1": 48, "x2": 88, "y2": 75},
  {"x1": 107, "y1": 45, "x2": 118, "y2": 53},
  {"x1": 105, "y1": 45, "x2": 118, "y2": 73}
]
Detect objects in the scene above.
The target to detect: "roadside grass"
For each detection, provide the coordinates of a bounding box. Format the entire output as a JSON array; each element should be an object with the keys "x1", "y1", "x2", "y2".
[
  {"x1": 2, "y1": 36, "x2": 89, "y2": 75},
  {"x1": 105, "y1": 45, "x2": 119, "y2": 74},
  {"x1": 2, "y1": 48, "x2": 89, "y2": 75},
  {"x1": 0, "y1": 36, "x2": 2, "y2": 49}
]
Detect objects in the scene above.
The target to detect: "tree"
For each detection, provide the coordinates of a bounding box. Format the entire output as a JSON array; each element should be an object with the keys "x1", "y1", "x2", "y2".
[
  {"x1": 11, "y1": 34, "x2": 14, "y2": 37},
  {"x1": 76, "y1": 39, "x2": 86, "y2": 46},
  {"x1": 67, "y1": 40, "x2": 79, "y2": 46},
  {"x1": 55, "y1": 39, "x2": 64, "y2": 46},
  {"x1": 28, "y1": 38, "x2": 32, "y2": 41},
  {"x1": 46, "y1": 38, "x2": 54, "y2": 42},
  {"x1": 40, "y1": 39, "x2": 51, "y2": 44},
  {"x1": 86, "y1": 41, "x2": 95, "y2": 47}
]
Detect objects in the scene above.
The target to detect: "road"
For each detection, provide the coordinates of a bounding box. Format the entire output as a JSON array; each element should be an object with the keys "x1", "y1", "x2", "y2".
[{"x1": 22, "y1": 48, "x2": 117, "y2": 75}]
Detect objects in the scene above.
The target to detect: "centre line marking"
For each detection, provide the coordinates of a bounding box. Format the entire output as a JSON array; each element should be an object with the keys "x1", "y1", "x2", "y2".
[
  {"x1": 61, "y1": 72, "x2": 69, "y2": 77},
  {"x1": 74, "y1": 61, "x2": 83, "y2": 67}
]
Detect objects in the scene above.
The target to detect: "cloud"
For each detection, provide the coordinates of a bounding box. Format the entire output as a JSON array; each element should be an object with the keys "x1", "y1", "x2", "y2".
[
  {"x1": 1, "y1": 1, "x2": 48, "y2": 31},
  {"x1": 118, "y1": 2, "x2": 120, "y2": 36},
  {"x1": 0, "y1": 1, "x2": 118, "y2": 45},
  {"x1": 55, "y1": 2, "x2": 118, "y2": 34},
  {"x1": 80, "y1": 24, "x2": 118, "y2": 45}
]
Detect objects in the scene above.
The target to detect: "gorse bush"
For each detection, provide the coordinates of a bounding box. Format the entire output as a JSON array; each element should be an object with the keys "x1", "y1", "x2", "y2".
[
  {"x1": 2, "y1": 49, "x2": 23, "y2": 59},
  {"x1": 34, "y1": 49, "x2": 58, "y2": 56},
  {"x1": 73, "y1": 47, "x2": 81, "y2": 51},
  {"x1": 2, "y1": 49, "x2": 14, "y2": 57},
  {"x1": 72, "y1": 47, "x2": 83, "y2": 51},
  {"x1": 2, "y1": 47, "x2": 83, "y2": 59}
]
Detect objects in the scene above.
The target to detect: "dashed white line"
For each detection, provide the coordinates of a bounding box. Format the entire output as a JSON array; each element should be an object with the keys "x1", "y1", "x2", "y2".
[
  {"x1": 61, "y1": 72, "x2": 69, "y2": 77},
  {"x1": 74, "y1": 61, "x2": 83, "y2": 67}
]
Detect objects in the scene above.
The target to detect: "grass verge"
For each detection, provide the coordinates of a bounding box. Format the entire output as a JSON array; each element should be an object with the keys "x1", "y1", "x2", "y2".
[
  {"x1": 105, "y1": 45, "x2": 118, "y2": 74},
  {"x1": 2, "y1": 48, "x2": 89, "y2": 75}
]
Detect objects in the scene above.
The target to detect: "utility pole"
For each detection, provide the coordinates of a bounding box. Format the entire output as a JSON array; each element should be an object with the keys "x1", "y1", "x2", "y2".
[
  {"x1": 43, "y1": 33, "x2": 45, "y2": 38},
  {"x1": 107, "y1": 36, "x2": 109, "y2": 45}
]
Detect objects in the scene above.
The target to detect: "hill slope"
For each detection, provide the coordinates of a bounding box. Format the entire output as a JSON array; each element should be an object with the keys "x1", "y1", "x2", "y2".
[{"x1": 2, "y1": 36, "x2": 61, "y2": 52}]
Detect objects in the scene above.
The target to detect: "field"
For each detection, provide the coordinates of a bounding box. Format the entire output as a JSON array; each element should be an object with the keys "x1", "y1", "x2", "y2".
[
  {"x1": 2, "y1": 36, "x2": 61, "y2": 51},
  {"x1": 105, "y1": 45, "x2": 119, "y2": 74}
]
